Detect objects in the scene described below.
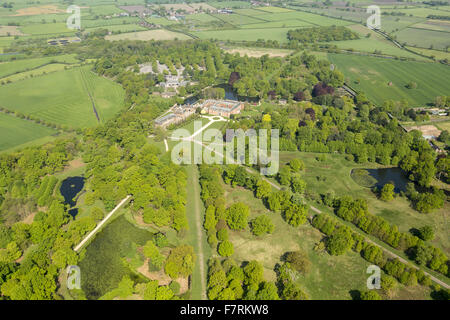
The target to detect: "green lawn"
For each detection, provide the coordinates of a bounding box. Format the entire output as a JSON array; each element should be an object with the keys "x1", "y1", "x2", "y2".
[
  {"x1": 0, "y1": 66, "x2": 125, "y2": 128},
  {"x1": 328, "y1": 53, "x2": 450, "y2": 106},
  {"x1": 0, "y1": 112, "x2": 57, "y2": 151},
  {"x1": 222, "y1": 179, "x2": 430, "y2": 299},
  {"x1": 278, "y1": 151, "x2": 449, "y2": 256},
  {"x1": 184, "y1": 165, "x2": 211, "y2": 299},
  {"x1": 394, "y1": 28, "x2": 450, "y2": 50},
  {"x1": 19, "y1": 22, "x2": 75, "y2": 36},
  {"x1": 0, "y1": 54, "x2": 79, "y2": 78},
  {"x1": 193, "y1": 27, "x2": 293, "y2": 43}
]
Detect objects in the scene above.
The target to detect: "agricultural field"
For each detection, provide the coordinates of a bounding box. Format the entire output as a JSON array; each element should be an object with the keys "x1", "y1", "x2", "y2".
[
  {"x1": 192, "y1": 27, "x2": 294, "y2": 43},
  {"x1": 0, "y1": 54, "x2": 79, "y2": 78},
  {"x1": 410, "y1": 20, "x2": 450, "y2": 33},
  {"x1": 0, "y1": 63, "x2": 74, "y2": 83},
  {"x1": 406, "y1": 46, "x2": 450, "y2": 61},
  {"x1": 85, "y1": 23, "x2": 147, "y2": 34},
  {"x1": 210, "y1": 12, "x2": 266, "y2": 25},
  {"x1": 0, "y1": 65, "x2": 125, "y2": 128},
  {"x1": 105, "y1": 29, "x2": 192, "y2": 41},
  {"x1": 208, "y1": 1, "x2": 253, "y2": 9},
  {"x1": 394, "y1": 28, "x2": 450, "y2": 50},
  {"x1": 0, "y1": 112, "x2": 57, "y2": 152},
  {"x1": 328, "y1": 24, "x2": 429, "y2": 60},
  {"x1": 328, "y1": 53, "x2": 450, "y2": 106},
  {"x1": 222, "y1": 46, "x2": 294, "y2": 57}
]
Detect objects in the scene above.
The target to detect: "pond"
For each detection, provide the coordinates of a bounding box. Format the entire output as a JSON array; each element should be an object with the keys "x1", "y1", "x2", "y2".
[
  {"x1": 60, "y1": 176, "x2": 85, "y2": 217},
  {"x1": 351, "y1": 167, "x2": 410, "y2": 193}
]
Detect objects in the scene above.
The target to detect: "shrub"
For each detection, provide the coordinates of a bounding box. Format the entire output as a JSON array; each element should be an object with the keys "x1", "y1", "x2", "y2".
[
  {"x1": 218, "y1": 240, "x2": 234, "y2": 257},
  {"x1": 251, "y1": 215, "x2": 274, "y2": 236},
  {"x1": 169, "y1": 281, "x2": 181, "y2": 295}
]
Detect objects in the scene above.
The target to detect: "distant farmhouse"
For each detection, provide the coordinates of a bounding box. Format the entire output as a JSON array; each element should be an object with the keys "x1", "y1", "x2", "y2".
[{"x1": 218, "y1": 9, "x2": 233, "y2": 14}]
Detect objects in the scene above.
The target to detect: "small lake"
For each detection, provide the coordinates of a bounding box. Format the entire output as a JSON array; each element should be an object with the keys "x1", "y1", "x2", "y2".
[
  {"x1": 60, "y1": 176, "x2": 85, "y2": 217},
  {"x1": 351, "y1": 167, "x2": 410, "y2": 193}
]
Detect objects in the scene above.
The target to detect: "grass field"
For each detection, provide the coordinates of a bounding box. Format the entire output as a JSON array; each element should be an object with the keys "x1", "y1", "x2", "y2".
[
  {"x1": 0, "y1": 112, "x2": 57, "y2": 151},
  {"x1": 410, "y1": 20, "x2": 450, "y2": 33},
  {"x1": 192, "y1": 27, "x2": 293, "y2": 43},
  {"x1": 184, "y1": 165, "x2": 211, "y2": 299},
  {"x1": 222, "y1": 175, "x2": 431, "y2": 299},
  {"x1": 222, "y1": 46, "x2": 294, "y2": 57},
  {"x1": 394, "y1": 28, "x2": 450, "y2": 50},
  {"x1": 257, "y1": 11, "x2": 351, "y2": 26},
  {"x1": 105, "y1": 29, "x2": 192, "y2": 41},
  {"x1": 0, "y1": 63, "x2": 74, "y2": 83},
  {"x1": 278, "y1": 151, "x2": 449, "y2": 256},
  {"x1": 406, "y1": 46, "x2": 450, "y2": 60},
  {"x1": 0, "y1": 65, "x2": 125, "y2": 128},
  {"x1": 328, "y1": 53, "x2": 450, "y2": 106},
  {"x1": 0, "y1": 54, "x2": 79, "y2": 78},
  {"x1": 211, "y1": 13, "x2": 266, "y2": 25},
  {"x1": 85, "y1": 23, "x2": 147, "y2": 34},
  {"x1": 240, "y1": 19, "x2": 313, "y2": 29},
  {"x1": 330, "y1": 24, "x2": 429, "y2": 60},
  {"x1": 19, "y1": 22, "x2": 75, "y2": 36}
]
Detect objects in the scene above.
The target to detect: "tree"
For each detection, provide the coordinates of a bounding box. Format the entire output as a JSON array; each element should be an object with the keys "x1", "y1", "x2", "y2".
[
  {"x1": 418, "y1": 225, "x2": 434, "y2": 241},
  {"x1": 380, "y1": 183, "x2": 395, "y2": 201},
  {"x1": 164, "y1": 245, "x2": 195, "y2": 279},
  {"x1": 381, "y1": 275, "x2": 397, "y2": 297},
  {"x1": 156, "y1": 285, "x2": 174, "y2": 300},
  {"x1": 243, "y1": 260, "x2": 264, "y2": 289},
  {"x1": 169, "y1": 281, "x2": 180, "y2": 295},
  {"x1": 218, "y1": 240, "x2": 234, "y2": 257},
  {"x1": 289, "y1": 158, "x2": 305, "y2": 172},
  {"x1": 217, "y1": 228, "x2": 228, "y2": 241},
  {"x1": 255, "y1": 180, "x2": 272, "y2": 199},
  {"x1": 284, "y1": 250, "x2": 311, "y2": 274},
  {"x1": 326, "y1": 228, "x2": 354, "y2": 256},
  {"x1": 117, "y1": 276, "x2": 134, "y2": 298},
  {"x1": 284, "y1": 204, "x2": 307, "y2": 227},
  {"x1": 226, "y1": 203, "x2": 249, "y2": 231},
  {"x1": 360, "y1": 290, "x2": 381, "y2": 300},
  {"x1": 251, "y1": 215, "x2": 274, "y2": 236},
  {"x1": 277, "y1": 166, "x2": 291, "y2": 185},
  {"x1": 143, "y1": 240, "x2": 165, "y2": 271},
  {"x1": 143, "y1": 280, "x2": 158, "y2": 300},
  {"x1": 256, "y1": 281, "x2": 279, "y2": 300},
  {"x1": 291, "y1": 176, "x2": 306, "y2": 194}
]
